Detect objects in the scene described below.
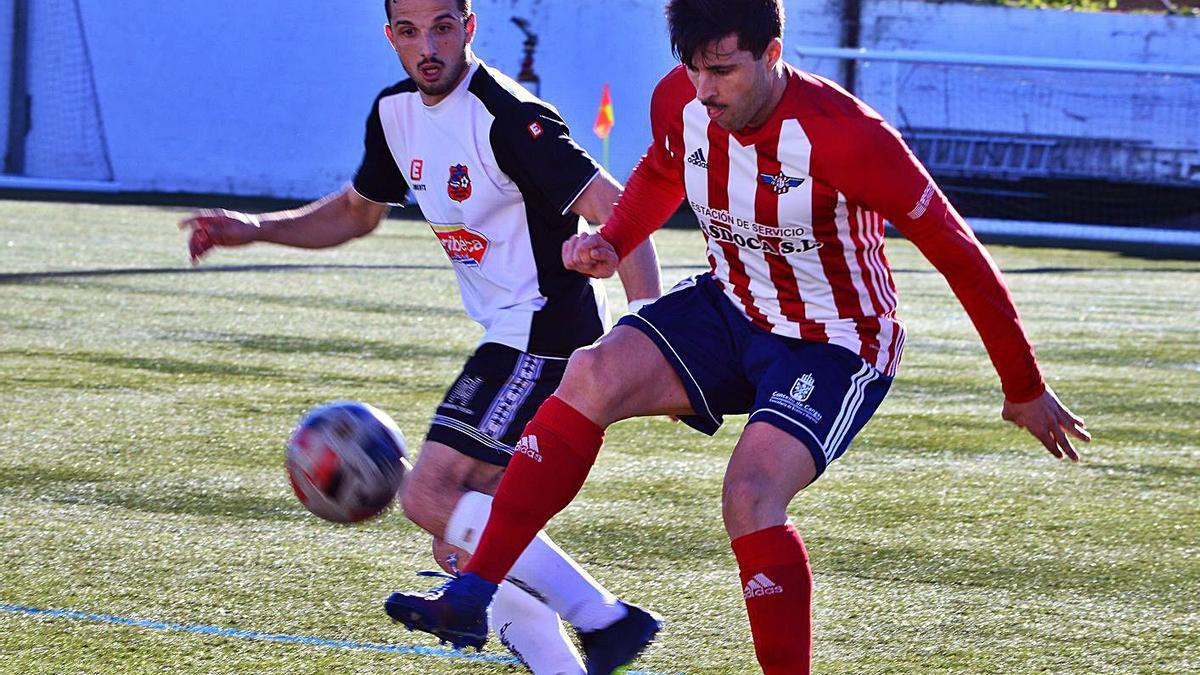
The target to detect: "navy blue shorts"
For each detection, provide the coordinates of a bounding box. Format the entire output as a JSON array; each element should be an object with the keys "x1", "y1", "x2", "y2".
[
  {"x1": 426, "y1": 343, "x2": 567, "y2": 467},
  {"x1": 616, "y1": 274, "x2": 892, "y2": 479}
]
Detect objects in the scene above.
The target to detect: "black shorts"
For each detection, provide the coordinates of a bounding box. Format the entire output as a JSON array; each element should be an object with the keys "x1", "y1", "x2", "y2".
[{"x1": 426, "y1": 343, "x2": 569, "y2": 466}]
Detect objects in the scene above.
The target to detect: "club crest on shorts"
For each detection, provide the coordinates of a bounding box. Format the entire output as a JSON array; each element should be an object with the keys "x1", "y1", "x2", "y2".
[
  {"x1": 447, "y1": 164, "x2": 472, "y2": 202},
  {"x1": 790, "y1": 374, "x2": 816, "y2": 403},
  {"x1": 760, "y1": 171, "x2": 805, "y2": 195}
]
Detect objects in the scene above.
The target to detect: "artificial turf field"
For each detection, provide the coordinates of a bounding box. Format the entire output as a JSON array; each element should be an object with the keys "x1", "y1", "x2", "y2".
[{"x1": 0, "y1": 198, "x2": 1196, "y2": 674}]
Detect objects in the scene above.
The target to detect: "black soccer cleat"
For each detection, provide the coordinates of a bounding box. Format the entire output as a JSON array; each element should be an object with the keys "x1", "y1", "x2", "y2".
[
  {"x1": 384, "y1": 572, "x2": 497, "y2": 651},
  {"x1": 578, "y1": 601, "x2": 663, "y2": 675}
]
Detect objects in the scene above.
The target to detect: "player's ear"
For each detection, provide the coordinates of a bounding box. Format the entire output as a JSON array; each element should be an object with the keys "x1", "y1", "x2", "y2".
[
  {"x1": 763, "y1": 37, "x2": 783, "y2": 68},
  {"x1": 464, "y1": 13, "x2": 476, "y2": 44},
  {"x1": 385, "y1": 23, "x2": 395, "y2": 45}
]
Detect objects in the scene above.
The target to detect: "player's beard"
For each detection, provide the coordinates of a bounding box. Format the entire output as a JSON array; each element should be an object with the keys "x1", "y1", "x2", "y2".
[{"x1": 411, "y1": 55, "x2": 469, "y2": 99}]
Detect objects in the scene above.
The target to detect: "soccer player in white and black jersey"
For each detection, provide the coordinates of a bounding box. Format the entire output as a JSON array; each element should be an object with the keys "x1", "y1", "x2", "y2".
[
  {"x1": 179, "y1": 1, "x2": 662, "y2": 672},
  {"x1": 388, "y1": 1, "x2": 1093, "y2": 673}
]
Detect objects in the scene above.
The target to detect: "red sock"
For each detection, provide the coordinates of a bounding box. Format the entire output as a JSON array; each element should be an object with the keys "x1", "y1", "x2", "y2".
[
  {"x1": 464, "y1": 396, "x2": 604, "y2": 584},
  {"x1": 731, "y1": 524, "x2": 813, "y2": 675}
]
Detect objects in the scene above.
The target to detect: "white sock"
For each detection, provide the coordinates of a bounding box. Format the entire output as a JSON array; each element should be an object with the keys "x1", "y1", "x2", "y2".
[
  {"x1": 491, "y1": 582, "x2": 585, "y2": 675},
  {"x1": 446, "y1": 491, "x2": 628, "y2": 631}
]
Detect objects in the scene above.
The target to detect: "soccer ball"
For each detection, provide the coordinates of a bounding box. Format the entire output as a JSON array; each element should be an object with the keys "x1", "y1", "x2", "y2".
[{"x1": 286, "y1": 401, "x2": 411, "y2": 524}]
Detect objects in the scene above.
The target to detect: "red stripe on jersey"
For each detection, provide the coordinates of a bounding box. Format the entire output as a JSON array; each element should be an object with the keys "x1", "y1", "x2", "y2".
[
  {"x1": 810, "y1": 182, "x2": 865, "y2": 319},
  {"x1": 857, "y1": 315, "x2": 882, "y2": 367},
  {"x1": 884, "y1": 318, "x2": 903, "y2": 375},
  {"x1": 754, "y1": 131, "x2": 826, "y2": 340},
  {"x1": 814, "y1": 183, "x2": 881, "y2": 360},
  {"x1": 876, "y1": 211, "x2": 900, "y2": 304},
  {"x1": 708, "y1": 124, "x2": 771, "y2": 328},
  {"x1": 848, "y1": 204, "x2": 885, "y2": 315}
]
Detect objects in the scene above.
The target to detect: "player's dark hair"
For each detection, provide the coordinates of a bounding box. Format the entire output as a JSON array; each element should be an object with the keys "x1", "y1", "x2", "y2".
[
  {"x1": 666, "y1": 0, "x2": 784, "y2": 68},
  {"x1": 384, "y1": 0, "x2": 472, "y2": 22}
]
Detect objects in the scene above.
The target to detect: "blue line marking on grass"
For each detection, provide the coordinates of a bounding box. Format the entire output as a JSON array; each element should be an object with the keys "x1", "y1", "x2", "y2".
[{"x1": 0, "y1": 603, "x2": 665, "y2": 674}]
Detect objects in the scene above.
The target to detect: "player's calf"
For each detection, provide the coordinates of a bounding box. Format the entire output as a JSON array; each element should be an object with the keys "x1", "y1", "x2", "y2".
[{"x1": 721, "y1": 422, "x2": 818, "y2": 538}]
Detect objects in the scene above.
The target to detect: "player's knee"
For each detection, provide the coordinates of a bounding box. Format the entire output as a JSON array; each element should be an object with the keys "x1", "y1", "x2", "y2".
[
  {"x1": 722, "y1": 475, "x2": 786, "y2": 537},
  {"x1": 559, "y1": 343, "x2": 624, "y2": 409}
]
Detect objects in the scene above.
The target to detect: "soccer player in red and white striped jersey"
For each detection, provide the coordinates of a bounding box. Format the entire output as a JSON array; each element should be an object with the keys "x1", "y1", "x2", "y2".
[{"x1": 386, "y1": 1, "x2": 1091, "y2": 672}]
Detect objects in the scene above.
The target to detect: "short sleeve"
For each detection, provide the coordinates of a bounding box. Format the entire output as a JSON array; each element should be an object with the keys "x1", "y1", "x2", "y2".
[
  {"x1": 490, "y1": 104, "x2": 600, "y2": 216},
  {"x1": 352, "y1": 96, "x2": 409, "y2": 205}
]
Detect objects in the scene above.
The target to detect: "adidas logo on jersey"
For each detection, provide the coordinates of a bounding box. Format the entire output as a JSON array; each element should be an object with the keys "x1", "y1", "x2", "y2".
[
  {"x1": 743, "y1": 573, "x2": 783, "y2": 599},
  {"x1": 687, "y1": 148, "x2": 708, "y2": 169},
  {"x1": 514, "y1": 435, "x2": 543, "y2": 463}
]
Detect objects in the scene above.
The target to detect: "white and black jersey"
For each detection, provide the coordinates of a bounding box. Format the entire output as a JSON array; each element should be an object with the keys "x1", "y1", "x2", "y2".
[{"x1": 353, "y1": 60, "x2": 610, "y2": 358}]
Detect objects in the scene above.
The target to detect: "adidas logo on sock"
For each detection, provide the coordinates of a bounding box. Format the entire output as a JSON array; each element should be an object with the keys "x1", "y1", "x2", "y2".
[
  {"x1": 687, "y1": 148, "x2": 708, "y2": 169},
  {"x1": 743, "y1": 573, "x2": 783, "y2": 599},
  {"x1": 514, "y1": 435, "x2": 543, "y2": 463}
]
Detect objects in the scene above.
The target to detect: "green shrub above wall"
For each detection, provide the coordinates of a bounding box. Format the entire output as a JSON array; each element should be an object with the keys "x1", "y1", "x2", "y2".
[{"x1": 958, "y1": 0, "x2": 1198, "y2": 16}]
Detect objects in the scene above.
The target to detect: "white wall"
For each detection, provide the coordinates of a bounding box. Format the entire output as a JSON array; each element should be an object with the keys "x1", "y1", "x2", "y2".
[
  {"x1": 4, "y1": 0, "x2": 1196, "y2": 198},
  {"x1": 78, "y1": 0, "x2": 395, "y2": 197}
]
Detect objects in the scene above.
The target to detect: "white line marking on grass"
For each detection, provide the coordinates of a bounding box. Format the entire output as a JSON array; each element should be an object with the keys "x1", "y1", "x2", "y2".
[{"x1": 0, "y1": 603, "x2": 667, "y2": 674}]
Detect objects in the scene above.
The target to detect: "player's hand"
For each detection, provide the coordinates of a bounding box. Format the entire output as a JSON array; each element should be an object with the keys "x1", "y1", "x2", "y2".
[
  {"x1": 1001, "y1": 386, "x2": 1091, "y2": 462},
  {"x1": 178, "y1": 209, "x2": 261, "y2": 264},
  {"x1": 562, "y1": 232, "x2": 619, "y2": 279}
]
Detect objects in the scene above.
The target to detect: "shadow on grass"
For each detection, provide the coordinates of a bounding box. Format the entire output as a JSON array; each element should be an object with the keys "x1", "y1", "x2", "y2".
[
  {"x1": 814, "y1": 536, "x2": 1185, "y2": 603},
  {"x1": 182, "y1": 333, "x2": 464, "y2": 362},
  {"x1": 890, "y1": 266, "x2": 1200, "y2": 275},
  {"x1": 0, "y1": 264, "x2": 442, "y2": 284},
  {"x1": 46, "y1": 351, "x2": 288, "y2": 381},
  {"x1": 2, "y1": 340, "x2": 462, "y2": 384},
  {"x1": 0, "y1": 262, "x2": 713, "y2": 285},
  {"x1": 0, "y1": 465, "x2": 299, "y2": 522},
  {"x1": 1078, "y1": 461, "x2": 1200, "y2": 481}
]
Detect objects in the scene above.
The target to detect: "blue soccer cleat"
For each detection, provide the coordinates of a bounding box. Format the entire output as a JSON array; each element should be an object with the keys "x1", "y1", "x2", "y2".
[
  {"x1": 384, "y1": 572, "x2": 497, "y2": 651},
  {"x1": 578, "y1": 601, "x2": 663, "y2": 675}
]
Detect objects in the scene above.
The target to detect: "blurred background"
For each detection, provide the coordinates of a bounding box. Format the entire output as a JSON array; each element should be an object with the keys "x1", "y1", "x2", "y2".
[{"x1": 1, "y1": 0, "x2": 1198, "y2": 251}]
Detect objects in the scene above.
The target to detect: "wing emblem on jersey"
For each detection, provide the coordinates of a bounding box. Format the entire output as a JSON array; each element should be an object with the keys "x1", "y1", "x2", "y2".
[
  {"x1": 447, "y1": 164, "x2": 473, "y2": 202},
  {"x1": 759, "y1": 171, "x2": 805, "y2": 195},
  {"x1": 430, "y1": 224, "x2": 489, "y2": 267}
]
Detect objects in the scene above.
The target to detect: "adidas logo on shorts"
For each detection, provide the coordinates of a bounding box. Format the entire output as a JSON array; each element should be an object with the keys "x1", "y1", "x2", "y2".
[
  {"x1": 687, "y1": 148, "x2": 708, "y2": 169},
  {"x1": 743, "y1": 573, "x2": 784, "y2": 599},
  {"x1": 514, "y1": 435, "x2": 543, "y2": 463}
]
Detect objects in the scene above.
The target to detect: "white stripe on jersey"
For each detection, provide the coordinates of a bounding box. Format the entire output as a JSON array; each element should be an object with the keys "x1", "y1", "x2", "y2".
[
  {"x1": 727, "y1": 135, "x2": 793, "y2": 335},
  {"x1": 683, "y1": 100, "x2": 732, "y2": 288},
  {"x1": 875, "y1": 318, "x2": 897, "y2": 375},
  {"x1": 777, "y1": 119, "x2": 814, "y2": 234},
  {"x1": 777, "y1": 119, "x2": 839, "y2": 321},
  {"x1": 865, "y1": 210, "x2": 896, "y2": 310},
  {"x1": 835, "y1": 198, "x2": 876, "y2": 317}
]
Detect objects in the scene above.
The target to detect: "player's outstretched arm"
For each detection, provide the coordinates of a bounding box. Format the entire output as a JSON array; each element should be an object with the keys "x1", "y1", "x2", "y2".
[
  {"x1": 818, "y1": 116, "x2": 1093, "y2": 461},
  {"x1": 1002, "y1": 387, "x2": 1090, "y2": 462},
  {"x1": 179, "y1": 187, "x2": 388, "y2": 264}
]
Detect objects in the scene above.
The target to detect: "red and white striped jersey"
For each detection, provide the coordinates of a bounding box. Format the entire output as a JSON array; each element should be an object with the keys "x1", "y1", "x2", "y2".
[{"x1": 602, "y1": 64, "x2": 1045, "y2": 401}]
